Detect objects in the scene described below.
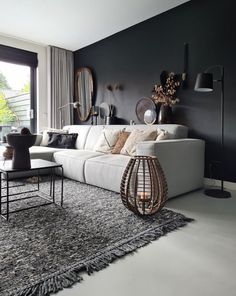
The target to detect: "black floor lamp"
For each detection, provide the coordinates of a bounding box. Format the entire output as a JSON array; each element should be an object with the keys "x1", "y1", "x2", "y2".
[{"x1": 194, "y1": 65, "x2": 231, "y2": 198}]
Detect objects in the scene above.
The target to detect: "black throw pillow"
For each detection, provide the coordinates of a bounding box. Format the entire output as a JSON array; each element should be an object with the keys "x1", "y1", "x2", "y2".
[
  {"x1": 47, "y1": 132, "x2": 78, "y2": 149},
  {"x1": 47, "y1": 132, "x2": 60, "y2": 147}
]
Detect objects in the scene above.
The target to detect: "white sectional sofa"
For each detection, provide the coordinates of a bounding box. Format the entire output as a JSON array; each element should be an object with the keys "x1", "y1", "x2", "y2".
[{"x1": 0, "y1": 124, "x2": 205, "y2": 199}]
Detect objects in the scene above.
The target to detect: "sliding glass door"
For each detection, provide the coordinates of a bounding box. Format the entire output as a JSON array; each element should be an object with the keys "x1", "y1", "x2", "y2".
[{"x1": 0, "y1": 44, "x2": 38, "y2": 142}]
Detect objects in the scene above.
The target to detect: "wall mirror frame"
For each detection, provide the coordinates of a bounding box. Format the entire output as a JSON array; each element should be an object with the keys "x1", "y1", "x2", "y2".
[{"x1": 75, "y1": 67, "x2": 93, "y2": 122}]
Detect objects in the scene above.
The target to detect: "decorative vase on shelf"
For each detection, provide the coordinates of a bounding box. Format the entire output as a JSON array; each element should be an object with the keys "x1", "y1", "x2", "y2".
[
  {"x1": 158, "y1": 105, "x2": 173, "y2": 124},
  {"x1": 105, "y1": 116, "x2": 116, "y2": 125}
]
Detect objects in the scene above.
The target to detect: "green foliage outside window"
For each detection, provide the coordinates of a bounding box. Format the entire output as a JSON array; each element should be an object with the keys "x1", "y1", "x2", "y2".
[
  {"x1": 0, "y1": 92, "x2": 16, "y2": 124},
  {"x1": 21, "y1": 81, "x2": 30, "y2": 93},
  {"x1": 0, "y1": 72, "x2": 11, "y2": 90}
]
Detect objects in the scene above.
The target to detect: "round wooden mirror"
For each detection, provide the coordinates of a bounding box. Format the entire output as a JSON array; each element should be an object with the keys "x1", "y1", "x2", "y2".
[{"x1": 75, "y1": 67, "x2": 93, "y2": 121}]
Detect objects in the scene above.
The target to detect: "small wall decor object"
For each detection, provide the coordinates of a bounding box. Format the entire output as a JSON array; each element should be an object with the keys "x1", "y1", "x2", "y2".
[
  {"x1": 194, "y1": 65, "x2": 231, "y2": 199},
  {"x1": 114, "y1": 84, "x2": 122, "y2": 91},
  {"x1": 106, "y1": 84, "x2": 122, "y2": 91},
  {"x1": 120, "y1": 156, "x2": 168, "y2": 215},
  {"x1": 129, "y1": 120, "x2": 136, "y2": 125},
  {"x1": 91, "y1": 106, "x2": 99, "y2": 125},
  {"x1": 135, "y1": 97, "x2": 156, "y2": 124},
  {"x1": 105, "y1": 116, "x2": 112, "y2": 125},
  {"x1": 106, "y1": 84, "x2": 113, "y2": 91},
  {"x1": 152, "y1": 71, "x2": 181, "y2": 124},
  {"x1": 7, "y1": 130, "x2": 36, "y2": 169},
  {"x1": 99, "y1": 101, "x2": 115, "y2": 125},
  {"x1": 144, "y1": 109, "x2": 157, "y2": 125}
]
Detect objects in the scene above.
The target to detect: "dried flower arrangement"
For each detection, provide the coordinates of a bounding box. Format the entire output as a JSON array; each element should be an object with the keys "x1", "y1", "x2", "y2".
[{"x1": 152, "y1": 71, "x2": 181, "y2": 106}]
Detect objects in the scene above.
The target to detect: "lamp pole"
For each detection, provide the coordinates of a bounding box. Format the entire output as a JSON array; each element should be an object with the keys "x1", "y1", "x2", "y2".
[
  {"x1": 195, "y1": 65, "x2": 231, "y2": 198},
  {"x1": 220, "y1": 66, "x2": 224, "y2": 191},
  {"x1": 58, "y1": 102, "x2": 80, "y2": 129}
]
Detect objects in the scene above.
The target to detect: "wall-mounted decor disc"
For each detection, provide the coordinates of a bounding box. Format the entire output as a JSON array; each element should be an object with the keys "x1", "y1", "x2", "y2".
[{"x1": 135, "y1": 97, "x2": 156, "y2": 123}]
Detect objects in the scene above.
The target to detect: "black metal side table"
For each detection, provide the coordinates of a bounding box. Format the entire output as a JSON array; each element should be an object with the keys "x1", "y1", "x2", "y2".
[{"x1": 0, "y1": 159, "x2": 64, "y2": 221}]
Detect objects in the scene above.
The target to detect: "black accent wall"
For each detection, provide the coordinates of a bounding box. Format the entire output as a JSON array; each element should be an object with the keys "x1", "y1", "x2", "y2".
[{"x1": 74, "y1": 0, "x2": 236, "y2": 182}]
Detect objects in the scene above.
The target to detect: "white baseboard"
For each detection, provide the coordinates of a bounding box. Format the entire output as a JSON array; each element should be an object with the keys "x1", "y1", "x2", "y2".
[{"x1": 204, "y1": 178, "x2": 236, "y2": 191}]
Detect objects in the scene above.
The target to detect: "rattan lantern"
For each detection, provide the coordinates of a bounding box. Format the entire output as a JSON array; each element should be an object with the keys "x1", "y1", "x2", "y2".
[{"x1": 120, "y1": 156, "x2": 168, "y2": 215}]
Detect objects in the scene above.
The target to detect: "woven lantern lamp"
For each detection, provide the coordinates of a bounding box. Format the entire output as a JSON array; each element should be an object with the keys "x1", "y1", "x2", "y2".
[{"x1": 120, "y1": 156, "x2": 168, "y2": 215}]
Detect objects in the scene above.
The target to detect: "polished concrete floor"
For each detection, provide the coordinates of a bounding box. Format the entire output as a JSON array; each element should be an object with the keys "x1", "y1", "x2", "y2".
[{"x1": 58, "y1": 188, "x2": 236, "y2": 296}]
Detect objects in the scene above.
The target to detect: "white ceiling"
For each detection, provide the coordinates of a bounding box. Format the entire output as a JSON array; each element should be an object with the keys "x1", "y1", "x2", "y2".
[{"x1": 0, "y1": 0, "x2": 189, "y2": 51}]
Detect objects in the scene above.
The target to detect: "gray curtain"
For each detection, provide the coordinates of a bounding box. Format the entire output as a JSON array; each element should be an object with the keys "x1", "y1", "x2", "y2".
[{"x1": 49, "y1": 46, "x2": 74, "y2": 128}]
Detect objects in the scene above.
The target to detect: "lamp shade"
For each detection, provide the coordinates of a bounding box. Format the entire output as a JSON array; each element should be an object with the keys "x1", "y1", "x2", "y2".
[{"x1": 194, "y1": 73, "x2": 213, "y2": 92}]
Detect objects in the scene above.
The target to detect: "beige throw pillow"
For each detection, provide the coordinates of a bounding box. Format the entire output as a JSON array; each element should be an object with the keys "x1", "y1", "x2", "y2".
[
  {"x1": 156, "y1": 128, "x2": 169, "y2": 141},
  {"x1": 40, "y1": 128, "x2": 68, "y2": 146},
  {"x1": 94, "y1": 128, "x2": 123, "y2": 153},
  {"x1": 120, "y1": 129, "x2": 157, "y2": 156},
  {"x1": 112, "y1": 131, "x2": 131, "y2": 154}
]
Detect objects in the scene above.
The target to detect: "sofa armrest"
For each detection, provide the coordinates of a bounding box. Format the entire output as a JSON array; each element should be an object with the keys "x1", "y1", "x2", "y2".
[
  {"x1": 34, "y1": 134, "x2": 43, "y2": 146},
  {"x1": 136, "y1": 139, "x2": 205, "y2": 198}
]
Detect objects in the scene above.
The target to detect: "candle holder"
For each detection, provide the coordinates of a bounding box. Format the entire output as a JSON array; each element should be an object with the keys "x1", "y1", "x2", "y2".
[{"x1": 120, "y1": 156, "x2": 168, "y2": 215}]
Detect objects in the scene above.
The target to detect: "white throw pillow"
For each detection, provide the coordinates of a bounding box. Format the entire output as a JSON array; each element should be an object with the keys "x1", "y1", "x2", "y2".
[
  {"x1": 120, "y1": 129, "x2": 157, "y2": 156},
  {"x1": 93, "y1": 128, "x2": 123, "y2": 153},
  {"x1": 40, "y1": 128, "x2": 68, "y2": 146},
  {"x1": 156, "y1": 128, "x2": 169, "y2": 141}
]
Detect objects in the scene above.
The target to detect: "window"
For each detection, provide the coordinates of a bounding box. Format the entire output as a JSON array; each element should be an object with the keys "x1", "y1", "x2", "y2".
[{"x1": 0, "y1": 44, "x2": 38, "y2": 141}]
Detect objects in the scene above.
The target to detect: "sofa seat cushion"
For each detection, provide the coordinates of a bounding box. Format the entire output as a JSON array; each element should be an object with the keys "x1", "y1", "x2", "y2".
[
  {"x1": 0, "y1": 146, "x2": 64, "y2": 162},
  {"x1": 53, "y1": 150, "x2": 103, "y2": 182},
  {"x1": 30, "y1": 146, "x2": 66, "y2": 161},
  {"x1": 84, "y1": 154, "x2": 131, "y2": 192}
]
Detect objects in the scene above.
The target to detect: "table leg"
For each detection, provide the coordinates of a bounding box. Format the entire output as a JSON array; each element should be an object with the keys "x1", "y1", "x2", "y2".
[
  {"x1": 6, "y1": 173, "x2": 9, "y2": 221},
  {"x1": 37, "y1": 169, "x2": 40, "y2": 191},
  {"x1": 0, "y1": 172, "x2": 2, "y2": 215},
  {"x1": 50, "y1": 168, "x2": 52, "y2": 196},
  {"x1": 61, "y1": 166, "x2": 64, "y2": 207},
  {"x1": 52, "y1": 168, "x2": 55, "y2": 203}
]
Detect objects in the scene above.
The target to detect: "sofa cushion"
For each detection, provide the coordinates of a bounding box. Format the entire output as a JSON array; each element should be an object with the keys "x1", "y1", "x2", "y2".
[
  {"x1": 112, "y1": 131, "x2": 131, "y2": 154},
  {"x1": 47, "y1": 132, "x2": 78, "y2": 149},
  {"x1": 156, "y1": 129, "x2": 169, "y2": 141},
  {"x1": 53, "y1": 150, "x2": 103, "y2": 182},
  {"x1": 125, "y1": 124, "x2": 188, "y2": 139},
  {"x1": 120, "y1": 129, "x2": 157, "y2": 156},
  {"x1": 84, "y1": 125, "x2": 127, "y2": 151},
  {"x1": 84, "y1": 154, "x2": 131, "y2": 192},
  {"x1": 93, "y1": 128, "x2": 123, "y2": 153},
  {"x1": 63, "y1": 125, "x2": 91, "y2": 150},
  {"x1": 40, "y1": 128, "x2": 68, "y2": 146}
]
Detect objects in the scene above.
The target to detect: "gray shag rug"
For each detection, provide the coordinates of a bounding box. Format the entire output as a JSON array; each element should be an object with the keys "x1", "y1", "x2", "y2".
[{"x1": 0, "y1": 178, "x2": 193, "y2": 296}]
